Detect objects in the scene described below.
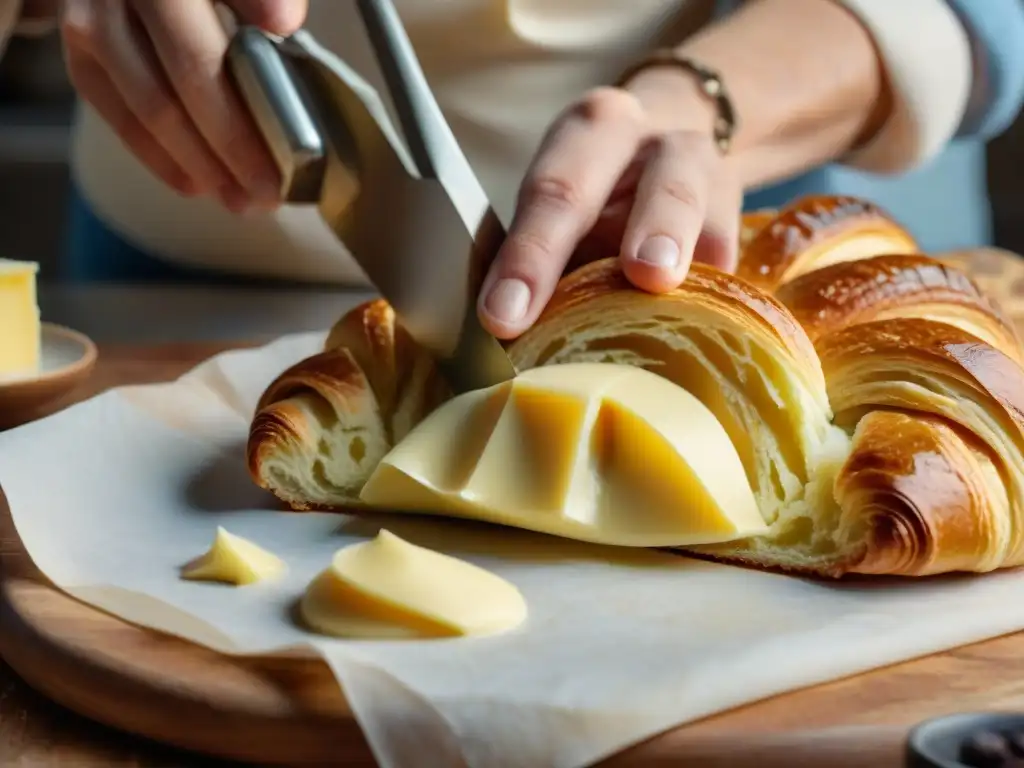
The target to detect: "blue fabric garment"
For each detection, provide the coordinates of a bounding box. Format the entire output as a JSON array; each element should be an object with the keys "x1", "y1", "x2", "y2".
[
  {"x1": 946, "y1": 0, "x2": 1024, "y2": 140},
  {"x1": 746, "y1": 140, "x2": 993, "y2": 253},
  {"x1": 63, "y1": 189, "x2": 312, "y2": 287},
  {"x1": 67, "y1": 0, "x2": 1024, "y2": 282},
  {"x1": 64, "y1": 187, "x2": 204, "y2": 283},
  {"x1": 729, "y1": 0, "x2": 1024, "y2": 252}
]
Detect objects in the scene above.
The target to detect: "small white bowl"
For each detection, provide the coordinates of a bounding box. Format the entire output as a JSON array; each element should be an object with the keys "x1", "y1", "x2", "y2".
[{"x1": 0, "y1": 323, "x2": 98, "y2": 430}]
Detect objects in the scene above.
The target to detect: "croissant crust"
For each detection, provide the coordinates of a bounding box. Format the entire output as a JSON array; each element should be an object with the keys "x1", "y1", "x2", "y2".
[
  {"x1": 737, "y1": 195, "x2": 918, "y2": 291},
  {"x1": 247, "y1": 194, "x2": 1024, "y2": 578},
  {"x1": 247, "y1": 300, "x2": 450, "y2": 510},
  {"x1": 774, "y1": 253, "x2": 1022, "y2": 360}
]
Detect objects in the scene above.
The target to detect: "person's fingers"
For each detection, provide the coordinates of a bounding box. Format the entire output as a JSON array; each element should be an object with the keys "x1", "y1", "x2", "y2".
[
  {"x1": 619, "y1": 131, "x2": 716, "y2": 293},
  {"x1": 63, "y1": 46, "x2": 198, "y2": 197},
  {"x1": 568, "y1": 198, "x2": 632, "y2": 271},
  {"x1": 694, "y1": 164, "x2": 742, "y2": 274},
  {"x1": 566, "y1": 145, "x2": 656, "y2": 270},
  {"x1": 62, "y1": 0, "x2": 248, "y2": 207},
  {"x1": 226, "y1": 0, "x2": 309, "y2": 34},
  {"x1": 479, "y1": 88, "x2": 646, "y2": 339},
  {"x1": 556, "y1": 166, "x2": 743, "y2": 281},
  {"x1": 132, "y1": 0, "x2": 283, "y2": 207}
]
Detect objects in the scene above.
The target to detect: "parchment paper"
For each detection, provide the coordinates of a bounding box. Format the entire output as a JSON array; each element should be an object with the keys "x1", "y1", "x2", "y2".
[{"x1": 4, "y1": 332, "x2": 1024, "y2": 768}]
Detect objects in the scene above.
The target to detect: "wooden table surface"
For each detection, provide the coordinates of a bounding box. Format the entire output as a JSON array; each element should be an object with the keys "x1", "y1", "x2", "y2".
[
  {"x1": 1, "y1": 283, "x2": 376, "y2": 766},
  {"x1": 0, "y1": 341, "x2": 253, "y2": 767},
  {"x1": 0, "y1": 340, "x2": 918, "y2": 768}
]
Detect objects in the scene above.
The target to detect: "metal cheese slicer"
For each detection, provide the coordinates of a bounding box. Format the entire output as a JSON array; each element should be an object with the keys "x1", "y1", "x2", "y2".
[{"x1": 226, "y1": 0, "x2": 517, "y2": 394}]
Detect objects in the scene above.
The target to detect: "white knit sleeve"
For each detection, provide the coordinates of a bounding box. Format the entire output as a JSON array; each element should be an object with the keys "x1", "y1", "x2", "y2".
[{"x1": 833, "y1": 0, "x2": 972, "y2": 174}]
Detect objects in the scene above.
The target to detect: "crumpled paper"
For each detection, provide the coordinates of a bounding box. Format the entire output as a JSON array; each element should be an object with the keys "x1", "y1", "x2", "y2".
[{"x1": 3, "y1": 332, "x2": 1024, "y2": 768}]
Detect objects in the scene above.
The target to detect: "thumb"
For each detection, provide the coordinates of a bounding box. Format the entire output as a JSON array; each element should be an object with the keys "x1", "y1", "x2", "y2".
[{"x1": 226, "y1": 0, "x2": 309, "y2": 35}]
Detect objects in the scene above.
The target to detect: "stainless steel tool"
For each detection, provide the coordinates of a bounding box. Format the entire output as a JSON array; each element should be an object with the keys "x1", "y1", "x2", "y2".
[
  {"x1": 226, "y1": 0, "x2": 517, "y2": 394},
  {"x1": 907, "y1": 712, "x2": 1024, "y2": 767}
]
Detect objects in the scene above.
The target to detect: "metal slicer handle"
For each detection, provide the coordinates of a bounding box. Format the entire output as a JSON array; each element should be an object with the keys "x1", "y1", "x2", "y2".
[
  {"x1": 226, "y1": 27, "x2": 326, "y2": 204},
  {"x1": 355, "y1": 0, "x2": 441, "y2": 180}
]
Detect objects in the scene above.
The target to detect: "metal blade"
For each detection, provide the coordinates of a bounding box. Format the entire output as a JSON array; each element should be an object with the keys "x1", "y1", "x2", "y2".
[{"x1": 228, "y1": 28, "x2": 517, "y2": 394}]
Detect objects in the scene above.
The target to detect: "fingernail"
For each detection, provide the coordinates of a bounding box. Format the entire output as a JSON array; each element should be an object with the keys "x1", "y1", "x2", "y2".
[
  {"x1": 484, "y1": 279, "x2": 531, "y2": 324},
  {"x1": 636, "y1": 235, "x2": 680, "y2": 268}
]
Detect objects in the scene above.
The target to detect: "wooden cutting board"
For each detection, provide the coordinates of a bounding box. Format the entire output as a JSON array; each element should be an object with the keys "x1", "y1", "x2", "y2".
[{"x1": 5, "y1": 251, "x2": 1024, "y2": 768}]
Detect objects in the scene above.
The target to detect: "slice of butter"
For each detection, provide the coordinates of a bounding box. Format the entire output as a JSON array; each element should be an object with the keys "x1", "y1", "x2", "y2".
[
  {"x1": 300, "y1": 529, "x2": 527, "y2": 639},
  {"x1": 0, "y1": 259, "x2": 41, "y2": 378},
  {"x1": 360, "y1": 362, "x2": 767, "y2": 547},
  {"x1": 181, "y1": 527, "x2": 286, "y2": 586}
]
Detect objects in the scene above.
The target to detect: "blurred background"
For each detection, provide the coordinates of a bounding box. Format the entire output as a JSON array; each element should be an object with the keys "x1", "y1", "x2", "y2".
[
  {"x1": 0, "y1": 33, "x2": 74, "y2": 280},
  {"x1": 0, "y1": 32, "x2": 1022, "y2": 281}
]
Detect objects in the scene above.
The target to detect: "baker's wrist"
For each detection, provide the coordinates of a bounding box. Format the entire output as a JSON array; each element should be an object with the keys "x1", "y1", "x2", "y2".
[
  {"x1": 618, "y1": 51, "x2": 740, "y2": 161},
  {"x1": 622, "y1": 66, "x2": 760, "y2": 198},
  {"x1": 622, "y1": 67, "x2": 713, "y2": 136}
]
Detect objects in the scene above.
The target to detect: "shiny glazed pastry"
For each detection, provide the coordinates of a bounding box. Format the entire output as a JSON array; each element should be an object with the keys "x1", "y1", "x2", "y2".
[{"x1": 248, "y1": 194, "x2": 1024, "y2": 578}]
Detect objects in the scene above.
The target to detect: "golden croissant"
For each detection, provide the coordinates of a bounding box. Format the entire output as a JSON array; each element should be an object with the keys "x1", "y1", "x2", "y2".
[{"x1": 247, "y1": 194, "x2": 1024, "y2": 577}]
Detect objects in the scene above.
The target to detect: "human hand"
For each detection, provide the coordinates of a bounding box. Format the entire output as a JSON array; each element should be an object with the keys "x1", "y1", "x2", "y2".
[
  {"x1": 477, "y1": 82, "x2": 742, "y2": 340},
  {"x1": 60, "y1": 0, "x2": 308, "y2": 212}
]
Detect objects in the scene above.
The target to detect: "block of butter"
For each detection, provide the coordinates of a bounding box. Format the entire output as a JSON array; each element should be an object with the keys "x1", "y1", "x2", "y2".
[
  {"x1": 300, "y1": 529, "x2": 527, "y2": 639},
  {"x1": 0, "y1": 259, "x2": 41, "y2": 378},
  {"x1": 360, "y1": 362, "x2": 767, "y2": 547}
]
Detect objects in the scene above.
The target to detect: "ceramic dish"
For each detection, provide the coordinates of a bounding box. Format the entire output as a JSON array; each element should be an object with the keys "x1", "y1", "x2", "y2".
[{"x1": 0, "y1": 323, "x2": 98, "y2": 430}]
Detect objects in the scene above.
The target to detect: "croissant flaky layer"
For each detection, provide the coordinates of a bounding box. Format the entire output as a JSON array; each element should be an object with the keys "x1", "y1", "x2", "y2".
[
  {"x1": 247, "y1": 194, "x2": 1024, "y2": 578},
  {"x1": 247, "y1": 301, "x2": 450, "y2": 510}
]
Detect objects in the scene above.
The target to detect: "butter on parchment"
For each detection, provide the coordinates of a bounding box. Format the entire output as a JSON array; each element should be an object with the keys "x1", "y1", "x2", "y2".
[
  {"x1": 181, "y1": 527, "x2": 286, "y2": 586},
  {"x1": 300, "y1": 530, "x2": 527, "y2": 639}
]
